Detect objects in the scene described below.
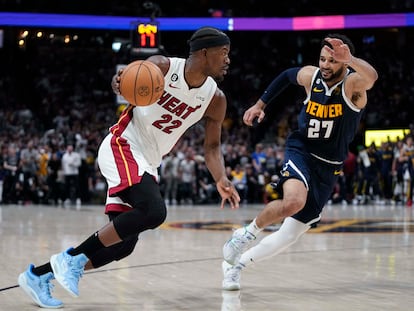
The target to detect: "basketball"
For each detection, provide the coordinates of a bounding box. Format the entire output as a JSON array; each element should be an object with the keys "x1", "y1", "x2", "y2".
[{"x1": 119, "y1": 60, "x2": 165, "y2": 106}]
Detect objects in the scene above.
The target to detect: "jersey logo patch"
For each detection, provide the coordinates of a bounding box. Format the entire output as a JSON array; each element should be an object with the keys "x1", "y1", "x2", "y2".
[
  {"x1": 169, "y1": 83, "x2": 180, "y2": 89},
  {"x1": 313, "y1": 87, "x2": 324, "y2": 93}
]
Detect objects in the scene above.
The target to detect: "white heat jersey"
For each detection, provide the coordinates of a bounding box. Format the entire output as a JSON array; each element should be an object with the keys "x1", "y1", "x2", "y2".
[{"x1": 98, "y1": 57, "x2": 217, "y2": 197}]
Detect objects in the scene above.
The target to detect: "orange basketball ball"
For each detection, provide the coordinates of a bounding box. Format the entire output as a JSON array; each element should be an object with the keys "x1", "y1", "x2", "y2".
[{"x1": 119, "y1": 60, "x2": 165, "y2": 106}]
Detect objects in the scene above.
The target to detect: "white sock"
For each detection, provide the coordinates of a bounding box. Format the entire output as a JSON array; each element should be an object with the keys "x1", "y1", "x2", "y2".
[
  {"x1": 245, "y1": 218, "x2": 262, "y2": 236},
  {"x1": 240, "y1": 217, "x2": 310, "y2": 267}
]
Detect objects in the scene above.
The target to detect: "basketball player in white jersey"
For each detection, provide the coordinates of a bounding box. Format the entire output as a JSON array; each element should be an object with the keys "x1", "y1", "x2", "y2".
[{"x1": 18, "y1": 26, "x2": 240, "y2": 308}]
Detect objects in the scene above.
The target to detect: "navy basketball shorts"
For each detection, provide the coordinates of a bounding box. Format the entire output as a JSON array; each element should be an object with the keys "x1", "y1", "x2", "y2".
[{"x1": 277, "y1": 144, "x2": 342, "y2": 226}]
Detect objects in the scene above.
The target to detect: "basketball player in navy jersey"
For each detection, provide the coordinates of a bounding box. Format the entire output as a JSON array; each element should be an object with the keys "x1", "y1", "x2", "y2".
[
  {"x1": 18, "y1": 26, "x2": 240, "y2": 308},
  {"x1": 222, "y1": 34, "x2": 378, "y2": 290}
]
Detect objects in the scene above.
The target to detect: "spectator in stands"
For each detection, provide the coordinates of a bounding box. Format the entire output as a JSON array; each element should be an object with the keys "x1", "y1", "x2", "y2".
[
  {"x1": 2, "y1": 144, "x2": 20, "y2": 204},
  {"x1": 19, "y1": 140, "x2": 40, "y2": 204},
  {"x1": 46, "y1": 150, "x2": 64, "y2": 205},
  {"x1": 178, "y1": 148, "x2": 197, "y2": 204},
  {"x1": 161, "y1": 149, "x2": 180, "y2": 205},
  {"x1": 231, "y1": 164, "x2": 247, "y2": 203},
  {"x1": 398, "y1": 135, "x2": 414, "y2": 206},
  {"x1": 61, "y1": 144, "x2": 82, "y2": 208},
  {"x1": 378, "y1": 141, "x2": 394, "y2": 203}
]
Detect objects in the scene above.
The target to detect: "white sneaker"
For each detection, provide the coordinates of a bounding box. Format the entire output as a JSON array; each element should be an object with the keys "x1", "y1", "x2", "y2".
[
  {"x1": 223, "y1": 227, "x2": 256, "y2": 265},
  {"x1": 222, "y1": 261, "x2": 242, "y2": 291}
]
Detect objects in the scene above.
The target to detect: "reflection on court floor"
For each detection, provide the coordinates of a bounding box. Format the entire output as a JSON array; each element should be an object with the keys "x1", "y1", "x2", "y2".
[{"x1": 0, "y1": 203, "x2": 413, "y2": 311}]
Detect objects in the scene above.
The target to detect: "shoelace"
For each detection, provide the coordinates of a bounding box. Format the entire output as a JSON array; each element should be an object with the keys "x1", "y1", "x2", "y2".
[
  {"x1": 70, "y1": 265, "x2": 84, "y2": 280},
  {"x1": 231, "y1": 236, "x2": 247, "y2": 251},
  {"x1": 40, "y1": 277, "x2": 55, "y2": 298},
  {"x1": 67, "y1": 257, "x2": 85, "y2": 281},
  {"x1": 226, "y1": 266, "x2": 241, "y2": 282},
  {"x1": 231, "y1": 232, "x2": 255, "y2": 252}
]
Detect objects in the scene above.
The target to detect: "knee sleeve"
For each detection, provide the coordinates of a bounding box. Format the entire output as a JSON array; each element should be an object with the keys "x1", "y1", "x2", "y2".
[
  {"x1": 240, "y1": 217, "x2": 310, "y2": 266},
  {"x1": 112, "y1": 199, "x2": 166, "y2": 239},
  {"x1": 114, "y1": 174, "x2": 167, "y2": 239}
]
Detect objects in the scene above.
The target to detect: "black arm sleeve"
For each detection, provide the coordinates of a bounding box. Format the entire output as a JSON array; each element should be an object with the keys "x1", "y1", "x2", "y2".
[{"x1": 260, "y1": 67, "x2": 301, "y2": 105}]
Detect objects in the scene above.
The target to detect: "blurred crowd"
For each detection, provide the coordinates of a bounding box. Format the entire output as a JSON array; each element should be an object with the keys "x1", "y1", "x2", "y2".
[
  {"x1": 1, "y1": 127, "x2": 414, "y2": 207},
  {"x1": 1, "y1": 24, "x2": 414, "y2": 207}
]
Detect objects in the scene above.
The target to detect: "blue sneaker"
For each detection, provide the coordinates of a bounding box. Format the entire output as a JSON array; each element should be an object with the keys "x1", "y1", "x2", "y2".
[
  {"x1": 18, "y1": 264, "x2": 63, "y2": 308},
  {"x1": 50, "y1": 248, "x2": 88, "y2": 297}
]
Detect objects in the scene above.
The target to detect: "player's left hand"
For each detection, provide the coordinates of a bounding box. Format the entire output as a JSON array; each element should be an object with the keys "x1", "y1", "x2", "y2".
[
  {"x1": 323, "y1": 37, "x2": 353, "y2": 64},
  {"x1": 111, "y1": 69, "x2": 123, "y2": 95},
  {"x1": 216, "y1": 177, "x2": 240, "y2": 209}
]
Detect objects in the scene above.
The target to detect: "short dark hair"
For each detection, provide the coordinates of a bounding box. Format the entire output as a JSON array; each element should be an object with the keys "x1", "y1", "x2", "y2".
[
  {"x1": 187, "y1": 26, "x2": 230, "y2": 52},
  {"x1": 322, "y1": 33, "x2": 355, "y2": 55}
]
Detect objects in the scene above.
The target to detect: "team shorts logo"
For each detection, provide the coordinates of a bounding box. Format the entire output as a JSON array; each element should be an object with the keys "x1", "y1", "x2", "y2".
[
  {"x1": 281, "y1": 171, "x2": 290, "y2": 177},
  {"x1": 281, "y1": 163, "x2": 290, "y2": 177}
]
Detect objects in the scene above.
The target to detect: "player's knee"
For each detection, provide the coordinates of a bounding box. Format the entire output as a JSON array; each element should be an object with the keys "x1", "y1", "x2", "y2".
[
  {"x1": 277, "y1": 217, "x2": 310, "y2": 243},
  {"x1": 146, "y1": 198, "x2": 167, "y2": 229},
  {"x1": 112, "y1": 199, "x2": 166, "y2": 238},
  {"x1": 281, "y1": 196, "x2": 306, "y2": 217}
]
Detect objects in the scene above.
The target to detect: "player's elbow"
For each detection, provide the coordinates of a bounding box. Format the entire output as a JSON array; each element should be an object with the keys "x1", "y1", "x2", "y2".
[{"x1": 366, "y1": 70, "x2": 379, "y2": 90}]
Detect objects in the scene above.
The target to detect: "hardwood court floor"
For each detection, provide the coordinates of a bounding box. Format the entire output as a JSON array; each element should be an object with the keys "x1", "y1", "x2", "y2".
[{"x1": 0, "y1": 202, "x2": 413, "y2": 311}]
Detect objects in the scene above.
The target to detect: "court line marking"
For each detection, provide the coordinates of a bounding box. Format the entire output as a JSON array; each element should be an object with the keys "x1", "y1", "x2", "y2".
[{"x1": 2, "y1": 242, "x2": 413, "y2": 292}]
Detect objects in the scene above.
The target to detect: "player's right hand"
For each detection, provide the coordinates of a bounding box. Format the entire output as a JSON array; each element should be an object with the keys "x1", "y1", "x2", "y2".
[
  {"x1": 243, "y1": 101, "x2": 265, "y2": 127},
  {"x1": 216, "y1": 177, "x2": 240, "y2": 209}
]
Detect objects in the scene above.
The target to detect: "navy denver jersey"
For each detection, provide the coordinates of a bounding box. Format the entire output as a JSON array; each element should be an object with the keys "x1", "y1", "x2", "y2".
[{"x1": 297, "y1": 68, "x2": 363, "y2": 163}]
